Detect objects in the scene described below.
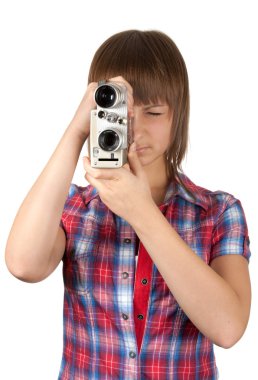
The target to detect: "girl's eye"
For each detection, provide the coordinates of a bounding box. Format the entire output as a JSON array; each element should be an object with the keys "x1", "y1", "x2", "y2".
[{"x1": 147, "y1": 112, "x2": 162, "y2": 116}]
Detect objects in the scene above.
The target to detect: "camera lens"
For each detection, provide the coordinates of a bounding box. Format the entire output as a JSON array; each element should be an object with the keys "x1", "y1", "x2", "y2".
[
  {"x1": 95, "y1": 85, "x2": 117, "y2": 108},
  {"x1": 98, "y1": 130, "x2": 120, "y2": 151}
]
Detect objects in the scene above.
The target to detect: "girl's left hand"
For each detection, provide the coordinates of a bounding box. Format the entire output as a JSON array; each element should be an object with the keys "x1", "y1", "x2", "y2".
[{"x1": 83, "y1": 142, "x2": 155, "y2": 224}]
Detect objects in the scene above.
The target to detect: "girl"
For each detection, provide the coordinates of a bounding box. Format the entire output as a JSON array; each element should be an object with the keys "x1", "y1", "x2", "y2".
[{"x1": 5, "y1": 30, "x2": 251, "y2": 379}]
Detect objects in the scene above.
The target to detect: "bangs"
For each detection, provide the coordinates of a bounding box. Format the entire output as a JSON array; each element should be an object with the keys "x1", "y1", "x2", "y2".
[{"x1": 88, "y1": 30, "x2": 180, "y2": 107}]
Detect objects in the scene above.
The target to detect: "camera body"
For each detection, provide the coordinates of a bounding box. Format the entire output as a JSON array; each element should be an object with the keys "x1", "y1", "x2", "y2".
[{"x1": 88, "y1": 82, "x2": 129, "y2": 168}]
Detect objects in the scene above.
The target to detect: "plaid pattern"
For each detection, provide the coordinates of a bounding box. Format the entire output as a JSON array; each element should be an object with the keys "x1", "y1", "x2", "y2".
[{"x1": 58, "y1": 173, "x2": 251, "y2": 380}]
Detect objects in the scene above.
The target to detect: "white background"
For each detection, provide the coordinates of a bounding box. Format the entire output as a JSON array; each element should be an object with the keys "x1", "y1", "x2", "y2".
[{"x1": 0, "y1": 1, "x2": 257, "y2": 379}]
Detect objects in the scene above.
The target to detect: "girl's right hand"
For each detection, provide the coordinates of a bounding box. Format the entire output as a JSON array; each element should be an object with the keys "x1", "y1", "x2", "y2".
[{"x1": 70, "y1": 81, "x2": 99, "y2": 140}]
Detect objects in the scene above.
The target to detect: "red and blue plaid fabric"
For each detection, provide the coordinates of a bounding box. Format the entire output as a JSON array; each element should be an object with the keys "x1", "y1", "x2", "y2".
[{"x1": 58, "y1": 173, "x2": 250, "y2": 379}]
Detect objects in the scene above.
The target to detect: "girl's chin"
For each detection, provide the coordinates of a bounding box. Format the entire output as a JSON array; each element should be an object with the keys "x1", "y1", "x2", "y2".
[{"x1": 138, "y1": 153, "x2": 166, "y2": 168}]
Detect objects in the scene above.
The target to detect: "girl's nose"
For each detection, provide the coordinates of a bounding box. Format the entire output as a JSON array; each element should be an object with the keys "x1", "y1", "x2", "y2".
[{"x1": 130, "y1": 112, "x2": 144, "y2": 142}]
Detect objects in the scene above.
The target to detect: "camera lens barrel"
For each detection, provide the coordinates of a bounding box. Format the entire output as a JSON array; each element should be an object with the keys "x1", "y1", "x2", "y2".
[
  {"x1": 95, "y1": 84, "x2": 120, "y2": 108},
  {"x1": 98, "y1": 129, "x2": 121, "y2": 151}
]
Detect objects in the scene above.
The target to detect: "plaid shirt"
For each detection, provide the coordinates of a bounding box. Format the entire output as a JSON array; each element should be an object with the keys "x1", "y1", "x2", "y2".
[{"x1": 58, "y1": 173, "x2": 251, "y2": 380}]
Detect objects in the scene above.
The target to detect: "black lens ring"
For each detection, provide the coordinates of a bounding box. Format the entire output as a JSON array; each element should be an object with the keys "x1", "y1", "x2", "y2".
[
  {"x1": 98, "y1": 130, "x2": 120, "y2": 151},
  {"x1": 95, "y1": 85, "x2": 117, "y2": 108}
]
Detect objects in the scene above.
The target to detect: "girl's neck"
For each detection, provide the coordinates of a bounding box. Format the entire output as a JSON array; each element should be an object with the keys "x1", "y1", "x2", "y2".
[{"x1": 143, "y1": 157, "x2": 169, "y2": 205}]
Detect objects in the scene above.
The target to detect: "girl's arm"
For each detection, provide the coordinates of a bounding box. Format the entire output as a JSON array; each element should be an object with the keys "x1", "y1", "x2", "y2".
[{"x1": 5, "y1": 83, "x2": 97, "y2": 282}]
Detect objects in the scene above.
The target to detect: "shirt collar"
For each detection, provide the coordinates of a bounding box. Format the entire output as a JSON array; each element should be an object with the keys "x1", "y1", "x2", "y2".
[
  {"x1": 163, "y1": 172, "x2": 209, "y2": 211},
  {"x1": 83, "y1": 172, "x2": 209, "y2": 211}
]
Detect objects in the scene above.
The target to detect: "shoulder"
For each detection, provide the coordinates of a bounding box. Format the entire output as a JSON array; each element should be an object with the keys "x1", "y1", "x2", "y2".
[
  {"x1": 175, "y1": 174, "x2": 251, "y2": 261},
  {"x1": 65, "y1": 183, "x2": 96, "y2": 203},
  {"x1": 64, "y1": 183, "x2": 101, "y2": 205},
  {"x1": 61, "y1": 183, "x2": 105, "y2": 220},
  {"x1": 178, "y1": 172, "x2": 242, "y2": 216},
  {"x1": 175, "y1": 173, "x2": 249, "y2": 237}
]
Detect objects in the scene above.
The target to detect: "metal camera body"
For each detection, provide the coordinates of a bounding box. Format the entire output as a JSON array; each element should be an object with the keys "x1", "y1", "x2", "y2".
[{"x1": 89, "y1": 82, "x2": 128, "y2": 168}]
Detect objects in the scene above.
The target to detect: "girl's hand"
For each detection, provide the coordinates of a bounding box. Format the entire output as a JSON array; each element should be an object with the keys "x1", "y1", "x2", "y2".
[
  {"x1": 70, "y1": 82, "x2": 98, "y2": 139},
  {"x1": 83, "y1": 142, "x2": 155, "y2": 224}
]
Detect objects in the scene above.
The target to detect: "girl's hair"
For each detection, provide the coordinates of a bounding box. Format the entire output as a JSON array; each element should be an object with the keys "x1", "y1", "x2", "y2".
[{"x1": 88, "y1": 30, "x2": 191, "y2": 195}]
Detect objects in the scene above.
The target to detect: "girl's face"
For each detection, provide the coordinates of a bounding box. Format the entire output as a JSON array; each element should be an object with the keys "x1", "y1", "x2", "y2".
[{"x1": 132, "y1": 103, "x2": 173, "y2": 171}]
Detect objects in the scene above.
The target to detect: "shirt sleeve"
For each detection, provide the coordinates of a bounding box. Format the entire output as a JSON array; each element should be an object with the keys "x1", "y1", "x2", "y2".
[
  {"x1": 59, "y1": 183, "x2": 80, "y2": 232},
  {"x1": 210, "y1": 198, "x2": 251, "y2": 263}
]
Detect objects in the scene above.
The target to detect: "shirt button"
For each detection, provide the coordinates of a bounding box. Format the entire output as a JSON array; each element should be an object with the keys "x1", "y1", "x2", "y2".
[
  {"x1": 141, "y1": 278, "x2": 148, "y2": 285},
  {"x1": 129, "y1": 351, "x2": 136, "y2": 359},
  {"x1": 122, "y1": 313, "x2": 129, "y2": 320},
  {"x1": 137, "y1": 314, "x2": 144, "y2": 320},
  {"x1": 124, "y1": 238, "x2": 131, "y2": 244},
  {"x1": 122, "y1": 272, "x2": 129, "y2": 279}
]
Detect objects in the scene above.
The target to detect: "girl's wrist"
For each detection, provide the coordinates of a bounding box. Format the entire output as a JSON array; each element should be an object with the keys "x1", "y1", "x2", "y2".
[
  {"x1": 68, "y1": 117, "x2": 90, "y2": 143},
  {"x1": 129, "y1": 198, "x2": 159, "y2": 232},
  {"x1": 62, "y1": 124, "x2": 88, "y2": 155}
]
